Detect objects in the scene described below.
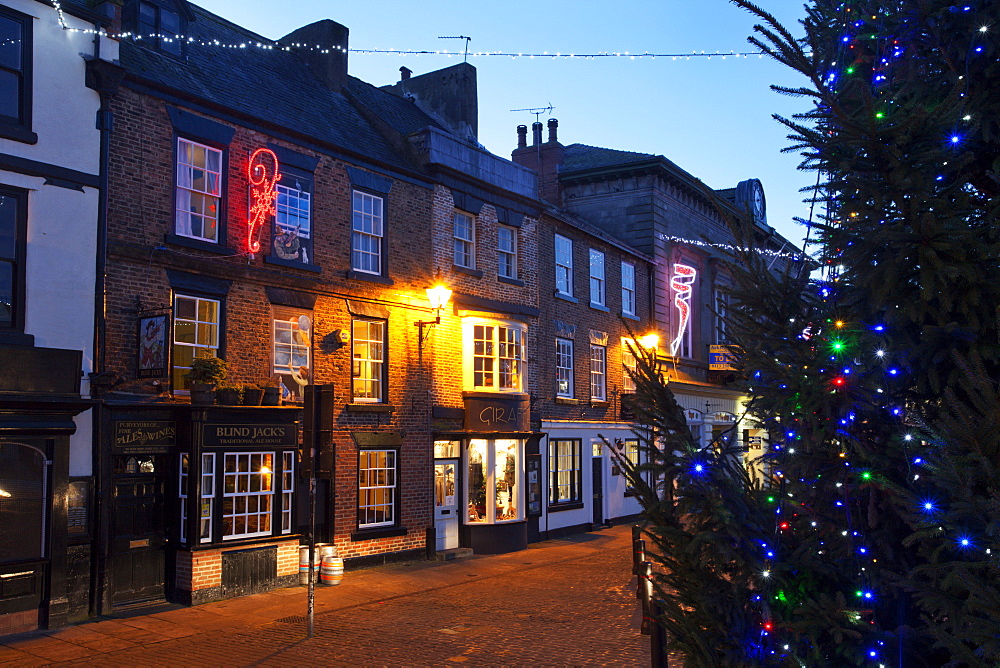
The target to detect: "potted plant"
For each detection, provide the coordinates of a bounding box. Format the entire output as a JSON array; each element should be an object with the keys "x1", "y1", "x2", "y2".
[
  {"x1": 184, "y1": 354, "x2": 229, "y2": 405},
  {"x1": 241, "y1": 383, "x2": 264, "y2": 406},
  {"x1": 215, "y1": 384, "x2": 242, "y2": 406},
  {"x1": 259, "y1": 376, "x2": 282, "y2": 406}
]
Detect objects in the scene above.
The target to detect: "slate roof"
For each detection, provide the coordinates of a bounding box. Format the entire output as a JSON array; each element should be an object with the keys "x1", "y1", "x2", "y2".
[
  {"x1": 114, "y1": 1, "x2": 439, "y2": 173},
  {"x1": 561, "y1": 144, "x2": 659, "y2": 172}
]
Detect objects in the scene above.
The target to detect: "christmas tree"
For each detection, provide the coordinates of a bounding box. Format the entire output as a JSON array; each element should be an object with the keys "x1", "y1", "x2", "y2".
[{"x1": 622, "y1": 0, "x2": 1000, "y2": 664}]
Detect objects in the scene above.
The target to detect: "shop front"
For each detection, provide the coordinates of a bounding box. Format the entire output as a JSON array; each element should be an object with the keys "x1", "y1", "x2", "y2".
[
  {"x1": 98, "y1": 404, "x2": 302, "y2": 611},
  {"x1": 434, "y1": 393, "x2": 541, "y2": 555}
]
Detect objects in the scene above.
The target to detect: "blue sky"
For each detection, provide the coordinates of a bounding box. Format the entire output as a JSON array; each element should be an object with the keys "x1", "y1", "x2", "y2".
[{"x1": 195, "y1": 0, "x2": 813, "y2": 248}]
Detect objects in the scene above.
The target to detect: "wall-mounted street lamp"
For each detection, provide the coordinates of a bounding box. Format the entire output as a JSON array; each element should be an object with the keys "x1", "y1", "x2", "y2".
[
  {"x1": 638, "y1": 333, "x2": 659, "y2": 350},
  {"x1": 416, "y1": 278, "x2": 453, "y2": 347}
]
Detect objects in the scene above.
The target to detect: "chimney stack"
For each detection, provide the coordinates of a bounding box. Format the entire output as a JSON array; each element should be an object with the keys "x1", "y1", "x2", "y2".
[
  {"x1": 399, "y1": 66, "x2": 412, "y2": 81},
  {"x1": 547, "y1": 118, "x2": 558, "y2": 143},
  {"x1": 279, "y1": 20, "x2": 350, "y2": 91},
  {"x1": 516, "y1": 125, "x2": 527, "y2": 149},
  {"x1": 512, "y1": 118, "x2": 565, "y2": 206},
  {"x1": 531, "y1": 121, "x2": 543, "y2": 146}
]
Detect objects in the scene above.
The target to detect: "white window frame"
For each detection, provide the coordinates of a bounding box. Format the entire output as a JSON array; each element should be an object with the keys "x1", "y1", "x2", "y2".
[
  {"x1": 498, "y1": 225, "x2": 517, "y2": 279},
  {"x1": 272, "y1": 308, "x2": 312, "y2": 402},
  {"x1": 453, "y1": 211, "x2": 476, "y2": 269},
  {"x1": 621, "y1": 261, "x2": 636, "y2": 316},
  {"x1": 463, "y1": 318, "x2": 527, "y2": 392},
  {"x1": 352, "y1": 319, "x2": 385, "y2": 403},
  {"x1": 555, "y1": 337, "x2": 574, "y2": 398},
  {"x1": 175, "y1": 137, "x2": 222, "y2": 243},
  {"x1": 622, "y1": 341, "x2": 638, "y2": 394},
  {"x1": 549, "y1": 439, "x2": 582, "y2": 505},
  {"x1": 222, "y1": 452, "x2": 275, "y2": 540},
  {"x1": 589, "y1": 249, "x2": 606, "y2": 307},
  {"x1": 358, "y1": 449, "x2": 397, "y2": 529},
  {"x1": 172, "y1": 293, "x2": 220, "y2": 392},
  {"x1": 555, "y1": 234, "x2": 573, "y2": 296},
  {"x1": 179, "y1": 452, "x2": 215, "y2": 544},
  {"x1": 281, "y1": 451, "x2": 294, "y2": 534},
  {"x1": 275, "y1": 175, "x2": 312, "y2": 262},
  {"x1": 351, "y1": 190, "x2": 383, "y2": 275},
  {"x1": 590, "y1": 344, "x2": 607, "y2": 401}
]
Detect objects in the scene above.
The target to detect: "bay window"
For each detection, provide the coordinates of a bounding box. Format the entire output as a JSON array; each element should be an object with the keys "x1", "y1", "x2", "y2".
[
  {"x1": 465, "y1": 319, "x2": 526, "y2": 392},
  {"x1": 466, "y1": 439, "x2": 522, "y2": 523}
]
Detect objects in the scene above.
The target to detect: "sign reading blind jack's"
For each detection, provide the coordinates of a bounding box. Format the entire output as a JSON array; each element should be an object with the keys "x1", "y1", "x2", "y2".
[{"x1": 203, "y1": 424, "x2": 298, "y2": 448}]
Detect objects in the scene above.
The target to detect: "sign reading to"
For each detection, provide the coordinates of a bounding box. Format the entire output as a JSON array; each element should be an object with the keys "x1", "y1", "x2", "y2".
[{"x1": 709, "y1": 344, "x2": 739, "y2": 371}]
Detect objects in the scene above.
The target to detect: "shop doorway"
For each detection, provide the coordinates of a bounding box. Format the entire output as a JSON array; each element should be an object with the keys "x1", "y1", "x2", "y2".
[
  {"x1": 0, "y1": 441, "x2": 48, "y2": 626},
  {"x1": 592, "y1": 457, "x2": 604, "y2": 527},
  {"x1": 434, "y1": 460, "x2": 459, "y2": 551},
  {"x1": 109, "y1": 455, "x2": 169, "y2": 607}
]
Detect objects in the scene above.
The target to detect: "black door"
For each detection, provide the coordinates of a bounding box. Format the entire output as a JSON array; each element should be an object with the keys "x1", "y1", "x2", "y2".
[
  {"x1": 110, "y1": 455, "x2": 169, "y2": 606},
  {"x1": 592, "y1": 458, "x2": 604, "y2": 526}
]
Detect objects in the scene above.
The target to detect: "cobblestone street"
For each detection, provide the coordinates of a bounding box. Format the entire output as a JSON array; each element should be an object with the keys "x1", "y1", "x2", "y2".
[{"x1": 1, "y1": 525, "x2": 649, "y2": 666}]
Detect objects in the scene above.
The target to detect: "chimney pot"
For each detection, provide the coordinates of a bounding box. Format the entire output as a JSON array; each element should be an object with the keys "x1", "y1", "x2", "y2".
[
  {"x1": 399, "y1": 66, "x2": 412, "y2": 81},
  {"x1": 547, "y1": 118, "x2": 558, "y2": 143},
  {"x1": 516, "y1": 125, "x2": 527, "y2": 149},
  {"x1": 532, "y1": 121, "x2": 543, "y2": 146}
]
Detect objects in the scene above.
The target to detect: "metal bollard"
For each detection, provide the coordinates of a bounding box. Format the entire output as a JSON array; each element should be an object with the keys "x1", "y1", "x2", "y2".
[
  {"x1": 633, "y1": 538, "x2": 646, "y2": 575},
  {"x1": 639, "y1": 561, "x2": 653, "y2": 634},
  {"x1": 649, "y1": 598, "x2": 668, "y2": 668}
]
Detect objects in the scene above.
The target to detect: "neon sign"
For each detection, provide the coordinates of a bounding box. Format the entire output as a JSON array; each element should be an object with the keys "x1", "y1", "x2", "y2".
[
  {"x1": 247, "y1": 148, "x2": 280, "y2": 254},
  {"x1": 669, "y1": 263, "x2": 697, "y2": 356}
]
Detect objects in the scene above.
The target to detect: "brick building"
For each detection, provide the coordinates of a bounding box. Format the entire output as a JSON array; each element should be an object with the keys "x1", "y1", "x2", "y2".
[
  {"x1": 0, "y1": 0, "x2": 119, "y2": 634},
  {"x1": 512, "y1": 119, "x2": 807, "y2": 472}
]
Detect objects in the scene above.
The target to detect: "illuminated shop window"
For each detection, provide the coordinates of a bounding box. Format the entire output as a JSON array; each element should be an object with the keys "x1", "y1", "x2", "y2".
[
  {"x1": 464, "y1": 319, "x2": 526, "y2": 392},
  {"x1": 180, "y1": 452, "x2": 215, "y2": 544},
  {"x1": 549, "y1": 439, "x2": 582, "y2": 505},
  {"x1": 222, "y1": 452, "x2": 274, "y2": 540},
  {"x1": 172, "y1": 294, "x2": 219, "y2": 391},
  {"x1": 358, "y1": 449, "x2": 397, "y2": 528},
  {"x1": 467, "y1": 439, "x2": 522, "y2": 524}
]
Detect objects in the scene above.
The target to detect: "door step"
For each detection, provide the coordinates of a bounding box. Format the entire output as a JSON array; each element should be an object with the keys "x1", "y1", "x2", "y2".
[{"x1": 434, "y1": 548, "x2": 474, "y2": 561}]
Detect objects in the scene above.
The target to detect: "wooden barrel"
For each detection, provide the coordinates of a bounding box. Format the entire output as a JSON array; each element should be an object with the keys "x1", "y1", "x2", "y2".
[{"x1": 319, "y1": 555, "x2": 344, "y2": 586}]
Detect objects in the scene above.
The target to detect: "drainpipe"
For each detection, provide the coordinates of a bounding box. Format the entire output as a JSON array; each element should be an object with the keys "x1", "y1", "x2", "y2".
[{"x1": 84, "y1": 32, "x2": 125, "y2": 618}]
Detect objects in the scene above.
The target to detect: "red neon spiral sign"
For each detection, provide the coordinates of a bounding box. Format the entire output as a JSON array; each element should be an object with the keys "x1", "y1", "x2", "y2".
[
  {"x1": 670, "y1": 263, "x2": 697, "y2": 356},
  {"x1": 247, "y1": 148, "x2": 280, "y2": 254}
]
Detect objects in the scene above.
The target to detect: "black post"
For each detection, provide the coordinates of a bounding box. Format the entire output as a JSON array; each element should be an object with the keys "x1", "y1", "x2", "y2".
[
  {"x1": 639, "y1": 561, "x2": 653, "y2": 634},
  {"x1": 305, "y1": 385, "x2": 319, "y2": 639},
  {"x1": 633, "y1": 538, "x2": 646, "y2": 575},
  {"x1": 649, "y1": 598, "x2": 668, "y2": 668}
]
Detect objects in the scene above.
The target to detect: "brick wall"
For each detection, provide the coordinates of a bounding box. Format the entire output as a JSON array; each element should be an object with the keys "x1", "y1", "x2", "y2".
[{"x1": 176, "y1": 539, "x2": 300, "y2": 592}]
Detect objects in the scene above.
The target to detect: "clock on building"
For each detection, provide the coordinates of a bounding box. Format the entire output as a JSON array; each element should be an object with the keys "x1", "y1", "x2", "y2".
[{"x1": 735, "y1": 178, "x2": 766, "y2": 225}]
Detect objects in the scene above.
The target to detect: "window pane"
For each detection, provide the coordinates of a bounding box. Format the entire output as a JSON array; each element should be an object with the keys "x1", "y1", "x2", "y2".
[
  {"x1": 0, "y1": 71, "x2": 19, "y2": 119},
  {"x1": 0, "y1": 16, "x2": 22, "y2": 71}
]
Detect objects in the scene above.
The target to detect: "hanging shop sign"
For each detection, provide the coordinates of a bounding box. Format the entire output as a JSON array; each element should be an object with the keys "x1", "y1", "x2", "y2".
[
  {"x1": 203, "y1": 423, "x2": 298, "y2": 448},
  {"x1": 247, "y1": 147, "x2": 280, "y2": 253},
  {"x1": 113, "y1": 421, "x2": 176, "y2": 453}
]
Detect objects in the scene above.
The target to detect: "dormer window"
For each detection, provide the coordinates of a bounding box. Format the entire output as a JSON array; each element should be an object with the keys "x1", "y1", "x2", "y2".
[{"x1": 137, "y1": 1, "x2": 184, "y2": 56}]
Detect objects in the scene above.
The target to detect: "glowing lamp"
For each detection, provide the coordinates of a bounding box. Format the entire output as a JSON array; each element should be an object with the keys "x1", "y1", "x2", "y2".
[
  {"x1": 416, "y1": 275, "x2": 452, "y2": 347},
  {"x1": 638, "y1": 333, "x2": 659, "y2": 349}
]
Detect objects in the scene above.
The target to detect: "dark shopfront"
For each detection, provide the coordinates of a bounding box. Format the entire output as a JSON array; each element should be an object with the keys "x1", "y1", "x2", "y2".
[
  {"x1": 434, "y1": 393, "x2": 543, "y2": 555},
  {"x1": 97, "y1": 404, "x2": 302, "y2": 613}
]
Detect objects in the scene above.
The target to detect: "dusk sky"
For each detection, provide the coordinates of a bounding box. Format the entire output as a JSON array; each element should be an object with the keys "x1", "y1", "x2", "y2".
[{"x1": 195, "y1": 0, "x2": 814, "y2": 249}]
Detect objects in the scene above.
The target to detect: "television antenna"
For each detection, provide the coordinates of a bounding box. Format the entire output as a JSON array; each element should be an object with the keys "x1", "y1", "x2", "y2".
[
  {"x1": 438, "y1": 35, "x2": 472, "y2": 62},
  {"x1": 510, "y1": 104, "x2": 555, "y2": 122}
]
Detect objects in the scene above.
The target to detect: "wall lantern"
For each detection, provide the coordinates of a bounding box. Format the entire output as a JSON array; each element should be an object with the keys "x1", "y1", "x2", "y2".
[
  {"x1": 638, "y1": 333, "x2": 660, "y2": 350},
  {"x1": 416, "y1": 276, "x2": 453, "y2": 347}
]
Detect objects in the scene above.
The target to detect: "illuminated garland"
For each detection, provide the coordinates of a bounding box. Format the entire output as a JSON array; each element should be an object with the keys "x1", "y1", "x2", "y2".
[
  {"x1": 657, "y1": 233, "x2": 811, "y2": 260},
  {"x1": 52, "y1": 2, "x2": 764, "y2": 61},
  {"x1": 246, "y1": 148, "x2": 280, "y2": 254},
  {"x1": 669, "y1": 264, "x2": 696, "y2": 356}
]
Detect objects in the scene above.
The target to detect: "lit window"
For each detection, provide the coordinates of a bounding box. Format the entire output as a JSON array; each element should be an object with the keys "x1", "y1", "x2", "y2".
[
  {"x1": 175, "y1": 138, "x2": 222, "y2": 242},
  {"x1": 589, "y1": 249, "x2": 605, "y2": 306},
  {"x1": 453, "y1": 211, "x2": 476, "y2": 269},
  {"x1": 555, "y1": 338, "x2": 574, "y2": 398},
  {"x1": 352, "y1": 319, "x2": 385, "y2": 402},
  {"x1": 555, "y1": 234, "x2": 573, "y2": 296},
  {"x1": 272, "y1": 170, "x2": 312, "y2": 265},
  {"x1": 351, "y1": 190, "x2": 383, "y2": 274},
  {"x1": 172, "y1": 294, "x2": 219, "y2": 391},
  {"x1": 622, "y1": 342, "x2": 637, "y2": 394},
  {"x1": 222, "y1": 452, "x2": 274, "y2": 540},
  {"x1": 467, "y1": 320, "x2": 526, "y2": 392},
  {"x1": 180, "y1": 452, "x2": 215, "y2": 544},
  {"x1": 272, "y1": 308, "x2": 311, "y2": 402},
  {"x1": 358, "y1": 449, "x2": 397, "y2": 528},
  {"x1": 591, "y1": 344, "x2": 607, "y2": 401},
  {"x1": 549, "y1": 439, "x2": 582, "y2": 505},
  {"x1": 498, "y1": 225, "x2": 517, "y2": 279},
  {"x1": 623, "y1": 439, "x2": 641, "y2": 494},
  {"x1": 281, "y1": 451, "x2": 294, "y2": 534},
  {"x1": 621, "y1": 261, "x2": 636, "y2": 316},
  {"x1": 467, "y1": 439, "x2": 522, "y2": 523},
  {"x1": 0, "y1": 6, "x2": 31, "y2": 134}
]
